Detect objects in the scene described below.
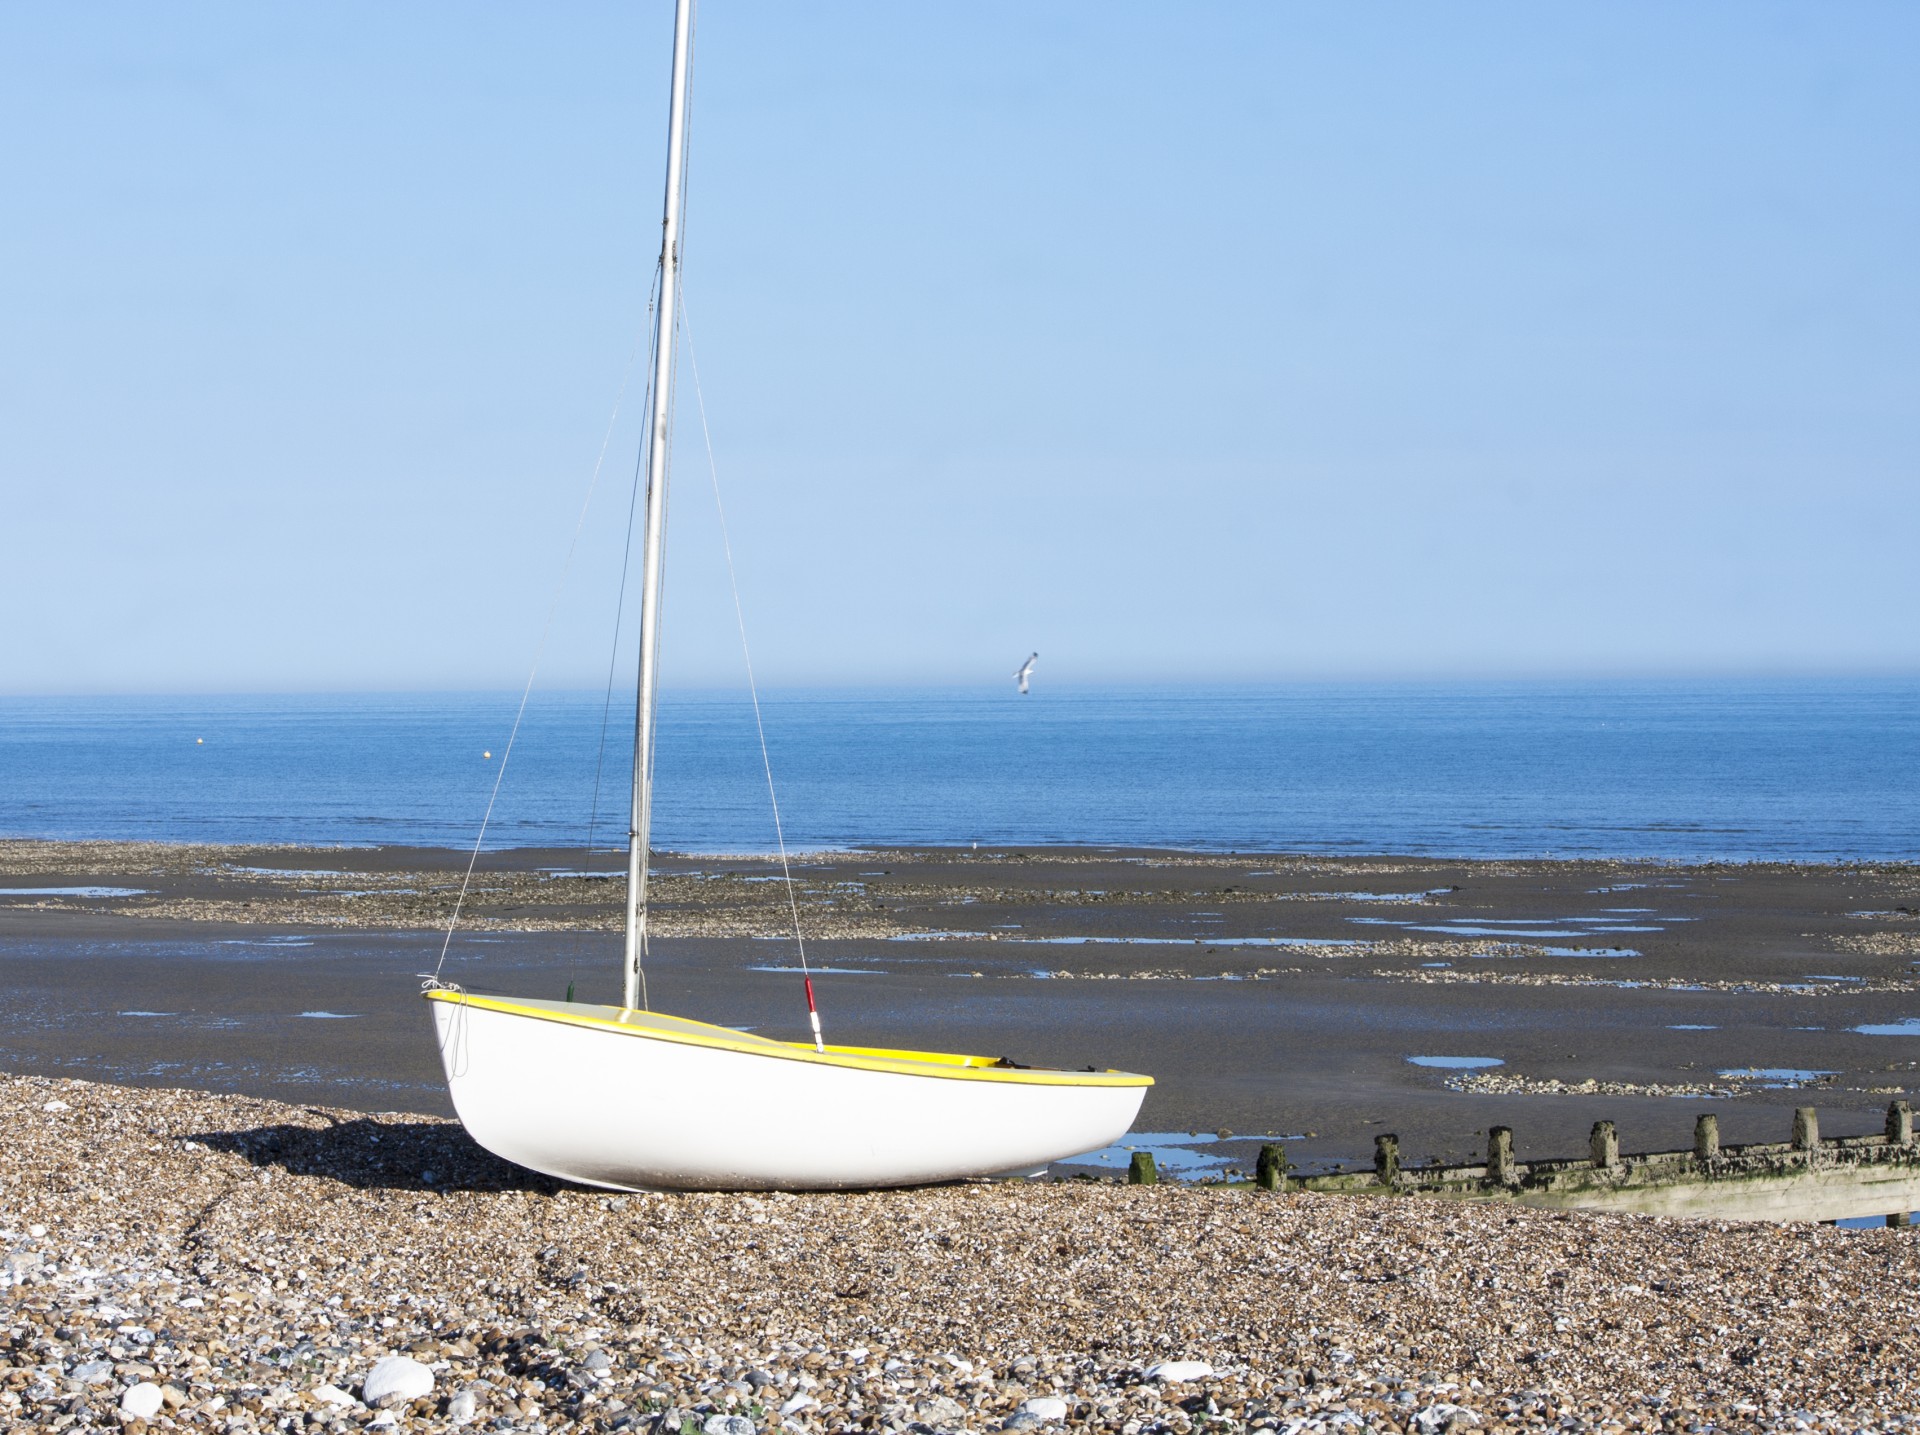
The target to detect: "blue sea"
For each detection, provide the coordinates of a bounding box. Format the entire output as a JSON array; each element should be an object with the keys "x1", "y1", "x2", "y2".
[{"x1": 0, "y1": 680, "x2": 1915, "y2": 861}]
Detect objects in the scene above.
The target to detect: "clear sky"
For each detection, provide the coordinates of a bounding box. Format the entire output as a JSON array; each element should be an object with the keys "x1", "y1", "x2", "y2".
[{"x1": 3, "y1": 3, "x2": 1916, "y2": 693}]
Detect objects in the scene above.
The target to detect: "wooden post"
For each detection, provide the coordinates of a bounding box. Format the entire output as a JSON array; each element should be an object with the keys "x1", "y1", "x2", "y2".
[
  {"x1": 1128, "y1": 1151, "x2": 1158, "y2": 1185},
  {"x1": 1793, "y1": 1107, "x2": 1820, "y2": 1152},
  {"x1": 1374, "y1": 1134, "x2": 1400, "y2": 1185},
  {"x1": 1589, "y1": 1120, "x2": 1619, "y2": 1169},
  {"x1": 1254, "y1": 1144, "x2": 1288, "y2": 1191},
  {"x1": 1694, "y1": 1113, "x2": 1720, "y2": 1162},
  {"x1": 1888, "y1": 1100, "x2": 1913, "y2": 1146},
  {"x1": 1487, "y1": 1126, "x2": 1515, "y2": 1186}
]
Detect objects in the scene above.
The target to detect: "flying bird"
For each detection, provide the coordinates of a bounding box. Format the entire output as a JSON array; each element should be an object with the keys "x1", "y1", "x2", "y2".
[{"x1": 1013, "y1": 652, "x2": 1039, "y2": 695}]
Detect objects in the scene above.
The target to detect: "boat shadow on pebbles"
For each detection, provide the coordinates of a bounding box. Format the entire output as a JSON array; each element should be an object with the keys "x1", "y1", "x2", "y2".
[
  {"x1": 187, "y1": 1115, "x2": 1100, "y2": 1197},
  {"x1": 184, "y1": 1116, "x2": 561, "y2": 1195}
]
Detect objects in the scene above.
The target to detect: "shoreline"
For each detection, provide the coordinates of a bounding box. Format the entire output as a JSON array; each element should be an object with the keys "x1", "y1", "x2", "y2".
[{"x1": 5, "y1": 831, "x2": 1917, "y2": 864}]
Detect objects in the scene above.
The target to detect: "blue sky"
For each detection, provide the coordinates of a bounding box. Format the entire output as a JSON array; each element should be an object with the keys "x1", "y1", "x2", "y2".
[{"x1": 3, "y1": 3, "x2": 1916, "y2": 693}]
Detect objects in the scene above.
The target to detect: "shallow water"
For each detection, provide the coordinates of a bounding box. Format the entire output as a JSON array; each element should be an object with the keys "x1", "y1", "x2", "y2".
[
  {"x1": 1057, "y1": 1131, "x2": 1235, "y2": 1178},
  {"x1": 1359, "y1": 905, "x2": 1675, "y2": 956},
  {"x1": 1718, "y1": 1067, "x2": 1837, "y2": 1087},
  {"x1": 0, "y1": 886, "x2": 148, "y2": 899},
  {"x1": 886, "y1": 932, "x2": 1359, "y2": 948},
  {"x1": 746, "y1": 965, "x2": 883, "y2": 976},
  {"x1": 1406, "y1": 1055, "x2": 1504, "y2": 1069},
  {"x1": 1852, "y1": 1017, "x2": 1920, "y2": 1036},
  {"x1": 1308, "y1": 891, "x2": 1448, "y2": 903},
  {"x1": 225, "y1": 867, "x2": 346, "y2": 879}
]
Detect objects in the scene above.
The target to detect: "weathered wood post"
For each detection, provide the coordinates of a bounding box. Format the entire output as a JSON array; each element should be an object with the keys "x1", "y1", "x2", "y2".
[
  {"x1": 1254, "y1": 1143, "x2": 1288, "y2": 1191},
  {"x1": 1128, "y1": 1151, "x2": 1158, "y2": 1185},
  {"x1": 1793, "y1": 1107, "x2": 1820, "y2": 1152},
  {"x1": 1487, "y1": 1126, "x2": 1516, "y2": 1186},
  {"x1": 1374, "y1": 1133, "x2": 1400, "y2": 1185},
  {"x1": 1589, "y1": 1120, "x2": 1619, "y2": 1169},
  {"x1": 1886, "y1": 1101, "x2": 1912, "y2": 1228},
  {"x1": 1694, "y1": 1113, "x2": 1720, "y2": 1162},
  {"x1": 1888, "y1": 1100, "x2": 1914, "y2": 1146}
]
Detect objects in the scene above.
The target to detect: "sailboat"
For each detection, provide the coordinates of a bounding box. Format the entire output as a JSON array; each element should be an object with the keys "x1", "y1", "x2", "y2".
[{"x1": 421, "y1": 0, "x2": 1150, "y2": 1191}]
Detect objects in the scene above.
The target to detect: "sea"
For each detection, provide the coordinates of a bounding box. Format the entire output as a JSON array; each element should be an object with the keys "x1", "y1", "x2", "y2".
[{"x1": 1, "y1": 679, "x2": 1916, "y2": 861}]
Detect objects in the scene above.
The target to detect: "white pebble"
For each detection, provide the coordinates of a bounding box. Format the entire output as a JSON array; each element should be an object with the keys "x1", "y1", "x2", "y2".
[
  {"x1": 1414, "y1": 1405, "x2": 1480, "y2": 1433},
  {"x1": 119, "y1": 1383, "x2": 164, "y2": 1419},
  {"x1": 703, "y1": 1416, "x2": 755, "y2": 1435},
  {"x1": 1018, "y1": 1395, "x2": 1070, "y2": 1421},
  {"x1": 310, "y1": 1385, "x2": 357, "y2": 1409},
  {"x1": 918, "y1": 1395, "x2": 966, "y2": 1425},
  {"x1": 779, "y1": 1393, "x2": 817, "y2": 1417},
  {"x1": 43, "y1": 1100, "x2": 69, "y2": 1113},
  {"x1": 1145, "y1": 1360, "x2": 1213, "y2": 1383},
  {"x1": 447, "y1": 1389, "x2": 480, "y2": 1425},
  {"x1": 362, "y1": 1354, "x2": 435, "y2": 1409}
]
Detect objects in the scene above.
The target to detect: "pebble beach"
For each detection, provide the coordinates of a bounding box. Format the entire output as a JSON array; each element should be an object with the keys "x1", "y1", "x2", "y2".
[{"x1": 6, "y1": 1072, "x2": 1919, "y2": 1434}]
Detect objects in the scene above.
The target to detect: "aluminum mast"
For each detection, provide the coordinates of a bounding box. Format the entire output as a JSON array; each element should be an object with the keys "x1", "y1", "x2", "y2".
[{"x1": 625, "y1": 0, "x2": 694, "y2": 1010}]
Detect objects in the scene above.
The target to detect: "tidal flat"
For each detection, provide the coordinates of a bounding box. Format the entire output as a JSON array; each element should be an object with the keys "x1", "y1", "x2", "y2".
[{"x1": 2, "y1": 841, "x2": 1918, "y2": 1177}]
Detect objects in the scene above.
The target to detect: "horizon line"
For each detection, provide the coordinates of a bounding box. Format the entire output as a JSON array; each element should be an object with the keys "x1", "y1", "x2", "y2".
[{"x1": 5, "y1": 666, "x2": 1920, "y2": 702}]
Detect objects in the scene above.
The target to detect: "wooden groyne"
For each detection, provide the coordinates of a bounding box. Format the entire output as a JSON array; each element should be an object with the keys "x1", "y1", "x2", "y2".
[{"x1": 1139, "y1": 1102, "x2": 1920, "y2": 1224}]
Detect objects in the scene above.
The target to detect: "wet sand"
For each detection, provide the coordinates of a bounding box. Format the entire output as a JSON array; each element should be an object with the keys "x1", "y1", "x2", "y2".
[{"x1": 4, "y1": 841, "x2": 1918, "y2": 1177}]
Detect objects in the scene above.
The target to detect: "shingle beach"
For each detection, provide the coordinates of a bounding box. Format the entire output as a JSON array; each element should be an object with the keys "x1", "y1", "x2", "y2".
[{"x1": 5, "y1": 1072, "x2": 1917, "y2": 1434}]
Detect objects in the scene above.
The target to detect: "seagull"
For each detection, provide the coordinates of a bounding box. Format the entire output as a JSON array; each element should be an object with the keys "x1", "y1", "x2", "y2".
[{"x1": 1013, "y1": 652, "x2": 1039, "y2": 695}]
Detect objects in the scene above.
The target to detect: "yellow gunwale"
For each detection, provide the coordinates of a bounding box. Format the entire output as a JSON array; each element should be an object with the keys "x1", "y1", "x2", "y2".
[{"x1": 424, "y1": 988, "x2": 1152, "y2": 1088}]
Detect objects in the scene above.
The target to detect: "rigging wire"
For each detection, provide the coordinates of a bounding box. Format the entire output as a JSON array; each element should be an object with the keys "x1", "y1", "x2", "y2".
[
  {"x1": 679, "y1": 302, "x2": 825, "y2": 1052},
  {"x1": 577, "y1": 265, "x2": 665, "y2": 1006},
  {"x1": 581, "y1": 446, "x2": 646, "y2": 873},
  {"x1": 428, "y1": 324, "x2": 647, "y2": 989}
]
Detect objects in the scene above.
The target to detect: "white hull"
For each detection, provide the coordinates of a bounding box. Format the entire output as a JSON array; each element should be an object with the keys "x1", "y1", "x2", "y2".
[{"x1": 428, "y1": 991, "x2": 1150, "y2": 1191}]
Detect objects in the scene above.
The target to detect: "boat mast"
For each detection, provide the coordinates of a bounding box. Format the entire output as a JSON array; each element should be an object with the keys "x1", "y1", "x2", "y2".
[{"x1": 625, "y1": 0, "x2": 695, "y2": 1010}]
